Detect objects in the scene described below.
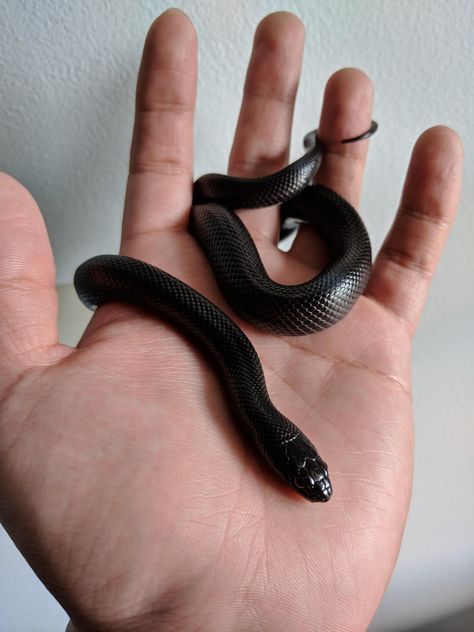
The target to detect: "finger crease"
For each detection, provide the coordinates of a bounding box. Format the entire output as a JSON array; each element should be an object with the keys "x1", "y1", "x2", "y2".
[
  {"x1": 243, "y1": 87, "x2": 296, "y2": 107},
  {"x1": 382, "y1": 246, "x2": 433, "y2": 280},
  {"x1": 0, "y1": 279, "x2": 53, "y2": 292},
  {"x1": 320, "y1": 149, "x2": 366, "y2": 164},
  {"x1": 129, "y1": 159, "x2": 190, "y2": 177},
  {"x1": 122, "y1": 224, "x2": 188, "y2": 244},
  {"x1": 136, "y1": 102, "x2": 193, "y2": 116},
  {"x1": 230, "y1": 155, "x2": 287, "y2": 176},
  {"x1": 398, "y1": 203, "x2": 451, "y2": 228}
]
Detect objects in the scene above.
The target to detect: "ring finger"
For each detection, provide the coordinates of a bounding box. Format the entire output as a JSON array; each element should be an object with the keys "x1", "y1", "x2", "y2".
[{"x1": 290, "y1": 68, "x2": 374, "y2": 266}]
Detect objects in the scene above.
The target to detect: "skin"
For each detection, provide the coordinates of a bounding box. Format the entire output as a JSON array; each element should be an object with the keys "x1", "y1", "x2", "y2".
[{"x1": 0, "y1": 9, "x2": 463, "y2": 632}]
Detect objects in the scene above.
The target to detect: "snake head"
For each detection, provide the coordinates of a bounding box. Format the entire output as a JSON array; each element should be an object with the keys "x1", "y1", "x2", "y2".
[
  {"x1": 292, "y1": 458, "x2": 332, "y2": 502},
  {"x1": 282, "y1": 434, "x2": 332, "y2": 502}
]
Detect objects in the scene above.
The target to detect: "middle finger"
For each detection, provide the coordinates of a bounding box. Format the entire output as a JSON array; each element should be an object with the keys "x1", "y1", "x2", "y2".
[{"x1": 228, "y1": 12, "x2": 305, "y2": 243}]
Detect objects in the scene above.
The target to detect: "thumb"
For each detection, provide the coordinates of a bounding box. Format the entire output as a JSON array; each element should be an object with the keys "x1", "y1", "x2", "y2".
[{"x1": 0, "y1": 173, "x2": 67, "y2": 390}]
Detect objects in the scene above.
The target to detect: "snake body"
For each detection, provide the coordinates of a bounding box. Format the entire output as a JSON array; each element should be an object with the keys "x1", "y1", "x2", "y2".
[{"x1": 74, "y1": 123, "x2": 376, "y2": 503}]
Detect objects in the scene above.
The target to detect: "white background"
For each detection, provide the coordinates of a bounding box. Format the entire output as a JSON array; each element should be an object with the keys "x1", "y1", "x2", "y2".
[{"x1": 0, "y1": 1, "x2": 473, "y2": 630}]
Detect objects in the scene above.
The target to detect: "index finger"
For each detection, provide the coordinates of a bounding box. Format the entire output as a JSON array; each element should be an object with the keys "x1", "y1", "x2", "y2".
[{"x1": 121, "y1": 9, "x2": 197, "y2": 257}]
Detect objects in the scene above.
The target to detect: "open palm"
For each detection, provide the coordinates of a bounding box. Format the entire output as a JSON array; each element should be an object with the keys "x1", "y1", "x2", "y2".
[{"x1": 0, "y1": 10, "x2": 462, "y2": 632}]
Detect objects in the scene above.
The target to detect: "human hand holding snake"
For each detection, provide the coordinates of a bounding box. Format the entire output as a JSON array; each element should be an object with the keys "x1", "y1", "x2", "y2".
[{"x1": 0, "y1": 10, "x2": 463, "y2": 632}]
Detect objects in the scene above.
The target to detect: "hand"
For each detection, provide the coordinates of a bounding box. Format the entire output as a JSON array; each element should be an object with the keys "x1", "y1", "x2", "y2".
[{"x1": 0, "y1": 9, "x2": 463, "y2": 632}]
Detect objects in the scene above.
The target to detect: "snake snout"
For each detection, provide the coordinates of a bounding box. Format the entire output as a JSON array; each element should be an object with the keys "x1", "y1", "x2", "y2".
[
  {"x1": 315, "y1": 476, "x2": 332, "y2": 502},
  {"x1": 293, "y1": 465, "x2": 332, "y2": 502}
]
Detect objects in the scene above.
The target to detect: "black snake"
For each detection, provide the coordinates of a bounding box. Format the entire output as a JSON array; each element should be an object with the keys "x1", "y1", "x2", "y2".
[{"x1": 74, "y1": 122, "x2": 376, "y2": 502}]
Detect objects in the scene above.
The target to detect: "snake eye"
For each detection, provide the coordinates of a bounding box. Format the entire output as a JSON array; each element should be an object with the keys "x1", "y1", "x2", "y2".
[{"x1": 294, "y1": 474, "x2": 307, "y2": 489}]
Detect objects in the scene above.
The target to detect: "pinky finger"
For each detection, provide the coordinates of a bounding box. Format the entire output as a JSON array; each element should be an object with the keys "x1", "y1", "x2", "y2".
[{"x1": 365, "y1": 126, "x2": 463, "y2": 336}]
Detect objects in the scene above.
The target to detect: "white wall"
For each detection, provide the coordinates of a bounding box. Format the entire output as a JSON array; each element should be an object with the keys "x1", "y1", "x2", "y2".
[{"x1": 0, "y1": 1, "x2": 473, "y2": 630}]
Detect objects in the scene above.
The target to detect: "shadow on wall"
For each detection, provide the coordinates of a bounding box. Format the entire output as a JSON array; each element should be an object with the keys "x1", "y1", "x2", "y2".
[{"x1": 407, "y1": 606, "x2": 474, "y2": 632}]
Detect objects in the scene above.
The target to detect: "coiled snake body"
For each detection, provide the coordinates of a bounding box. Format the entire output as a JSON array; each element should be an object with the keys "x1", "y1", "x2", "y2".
[{"x1": 74, "y1": 122, "x2": 376, "y2": 502}]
